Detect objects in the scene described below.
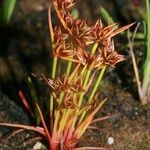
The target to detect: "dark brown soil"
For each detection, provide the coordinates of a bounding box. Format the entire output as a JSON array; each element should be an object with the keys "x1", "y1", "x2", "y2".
[
  {"x1": 0, "y1": 0, "x2": 149, "y2": 150},
  {"x1": 0, "y1": 89, "x2": 40, "y2": 149},
  {"x1": 79, "y1": 76, "x2": 150, "y2": 150}
]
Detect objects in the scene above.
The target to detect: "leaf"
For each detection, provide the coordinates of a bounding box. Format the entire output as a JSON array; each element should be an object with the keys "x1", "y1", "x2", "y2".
[
  {"x1": 19, "y1": 90, "x2": 34, "y2": 117},
  {"x1": 3, "y1": 0, "x2": 16, "y2": 23},
  {"x1": 91, "y1": 114, "x2": 118, "y2": 124},
  {"x1": 100, "y1": 7, "x2": 115, "y2": 24},
  {"x1": 35, "y1": 103, "x2": 51, "y2": 141},
  {"x1": 0, "y1": 123, "x2": 46, "y2": 136},
  {"x1": 74, "y1": 98, "x2": 107, "y2": 139}
]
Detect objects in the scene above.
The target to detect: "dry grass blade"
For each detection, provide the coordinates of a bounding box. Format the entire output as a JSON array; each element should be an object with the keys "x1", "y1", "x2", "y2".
[
  {"x1": 91, "y1": 114, "x2": 118, "y2": 124},
  {"x1": 20, "y1": 136, "x2": 43, "y2": 147},
  {"x1": 19, "y1": 90, "x2": 34, "y2": 117},
  {"x1": 0, "y1": 123, "x2": 46, "y2": 136},
  {"x1": 35, "y1": 103, "x2": 51, "y2": 141},
  {"x1": 5, "y1": 129, "x2": 26, "y2": 141},
  {"x1": 127, "y1": 23, "x2": 142, "y2": 99},
  {"x1": 104, "y1": 23, "x2": 119, "y2": 38},
  {"x1": 88, "y1": 125, "x2": 101, "y2": 130},
  {"x1": 110, "y1": 22, "x2": 135, "y2": 38}
]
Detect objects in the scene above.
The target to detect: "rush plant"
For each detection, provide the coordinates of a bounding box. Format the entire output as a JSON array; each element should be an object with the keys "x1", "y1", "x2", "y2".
[
  {"x1": 128, "y1": 0, "x2": 150, "y2": 105},
  {"x1": 0, "y1": 0, "x2": 133, "y2": 149}
]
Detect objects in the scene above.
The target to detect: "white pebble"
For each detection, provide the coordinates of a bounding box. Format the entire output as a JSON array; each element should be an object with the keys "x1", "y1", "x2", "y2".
[
  {"x1": 107, "y1": 137, "x2": 114, "y2": 145},
  {"x1": 33, "y1": 142, "x2": 42, "y2": 150}
]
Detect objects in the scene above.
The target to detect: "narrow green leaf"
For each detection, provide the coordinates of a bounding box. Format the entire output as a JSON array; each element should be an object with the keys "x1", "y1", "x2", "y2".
[
  {"x1": 3, "y1": 0, "x2": 16, "y2": 23},
  {"x1": 99, "y1": 7, "x2": 114, "y2": 24}
]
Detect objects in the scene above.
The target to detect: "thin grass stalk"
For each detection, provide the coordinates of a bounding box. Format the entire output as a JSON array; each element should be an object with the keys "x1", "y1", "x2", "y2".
[
  {"x1": 78, "y1": 43, "x2": 99, "y2": 107},
  {"x1": 78, "y1": 66, "x2": 106, "y2": 125},
  {"x1": 0, "y1": 123, "x2": 46, "y2": 136},
  {"x1": 66, "y1": 61, "x2": 73, "y2": 75},
  {"x1": 142, "y1": 0, "x2": 150, "y2": 103},
  {"x1": 127, "y1": 24, "x2": 142, "y2": 100},
  {"x1": 52, "y1": 56, "x2": 58, "y2": 79},
  {"x1": 48, "y1": 4, "x2": 57, "y2": 130},
  {"x1": 68, "y1": 64, "x2": 81, "y2": 82},
  {"x1": 74, "y1": 99, "x2": 106, "y2": 139},
  {"x1": 19, "y1": 91, "x2": 34, "y2": 117},
  {"x1": 66, "y1": 43, "x2": 74, "y2": 76},
  {"x1": 58, "y1": 109, "x2": 71, "y2": 135},
  {"x1": 83, "y1": 42, "x2": 99, "y2": 87},
  {"x1": 92, "y1": 43, "x2": 99, "y2": 54},
  {"x1": 71, "y1": 43, "x2": 100, "y2": 128},
  {"x1": 145, "y1": 0, "x2": 150, "y2": 57},
  {"x1": 35, "y1": 103, "x2": 51, "y2": 142},
  {"x1": 52, "y1": 92, "x2": 64, "y2": 135},
  {"x1": 88, "y1": 66, "x2": 106, "y2": 102},
  {"x1": 145, "y1": 0, "x2": 150, "y2": 62},
  {"x1": 52, "y1": 110, "x2": 60, "y2": 136}
]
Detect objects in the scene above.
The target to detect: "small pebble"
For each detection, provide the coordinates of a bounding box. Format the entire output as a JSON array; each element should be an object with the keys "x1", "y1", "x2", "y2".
[
  {"x1": 107, "y1": 137, "x2": 114, "y2": 145},
  {"x1": 33, "y1": 142, "x2": 42, "y2": 150},
  {"x1": 134, "y1": 107, "x2": 138, "y2": 110}
]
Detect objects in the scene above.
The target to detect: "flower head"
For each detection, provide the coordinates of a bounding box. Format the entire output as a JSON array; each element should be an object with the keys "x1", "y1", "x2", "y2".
[
  {"x1": 54, "y1": 0, "x2": 75, "y2": 10},
  {"x1": 41, "y1": 75, "x2": 84, "y2": 99},
  {"x1": 98, "y1": 41, "x2": 125, "y2": 67},
  {"x1": 64, "y1": 13, "x2": 92, "y2": 47},
  {"x1": 90, "y1": 19, "x2": 134, "y2": 46}
]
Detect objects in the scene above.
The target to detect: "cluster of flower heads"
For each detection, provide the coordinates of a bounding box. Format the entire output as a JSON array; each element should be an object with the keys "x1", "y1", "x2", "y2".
[
  {"x1": 46, "y1": 0, "x2": 133, "y2": 108},
  {"x1": 42, "y1": 74, "x2": 84, "y2": 97},
  {"x1": 52, "y1": 0, "x2": 133, "y2": 71}
]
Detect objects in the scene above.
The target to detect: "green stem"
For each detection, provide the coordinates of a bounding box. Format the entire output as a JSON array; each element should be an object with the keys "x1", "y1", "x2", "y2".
[
  {"x1": 58, "y1": 109, "x2": 70, "y2": 135},
  {"x1": 83, "y1": 42, "x2": 99, "y2": 87},
  {"x1": 91, "y1": 43, "x2": 99, "y2": 54},
  {"x1": 52, "y1": 110, "x2": 60, "y2": 135},
  {"x1": 66, "y1": 61, "x2": 72, "y2": 76},
  {"x1": 78, "y1": 43, "x2": 99, "y2": 106},
  {"x1": 52, "y1": 92, "x2": 64, "y2": 133},
  {"x1": 50, "y1": 56, "x2": 58, "y2": 130},
  {"x1": 52, "y1": 56, "x2": 58, "y2": 79},
  {"x1": 58, "y1": 92, "x2": 64, "y2": 106},
  {"x1": 78, "y1": 66, "x2": 106, "y2": 124},
  {"x1": 77, "y1": 69, "x2": 91, "y2": 107},
  {"x1": 88, "y1": 66, "x2": 106, "y2": 103},
  {"x1": 142, "y1": 0, "x2": 150, "y2": 104},
  {"x1": 146, "y1": 0, "x2": 150, "y2": 59}
]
